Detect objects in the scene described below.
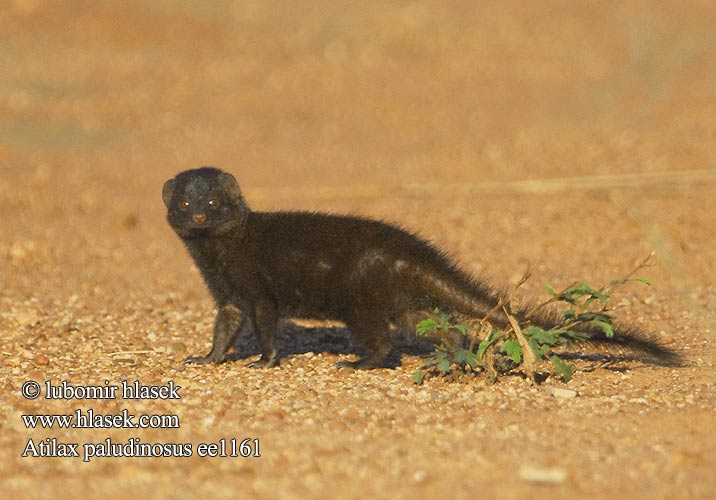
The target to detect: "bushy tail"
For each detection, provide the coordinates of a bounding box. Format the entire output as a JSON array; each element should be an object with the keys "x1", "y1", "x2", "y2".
[
  {"x1": 417, "y1": 268, "x2": 682, "y2": 367},
  {"x1": 416, "y1": 266, "x2": 498, "y2": 318},
  {"x1": 523, "y1": 307, "x2": 683, "y2": 366}
]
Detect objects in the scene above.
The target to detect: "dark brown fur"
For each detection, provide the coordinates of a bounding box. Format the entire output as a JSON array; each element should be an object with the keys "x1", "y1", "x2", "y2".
[{"x1": 163, "y1": 167, "x2": 680, "y2": 369}]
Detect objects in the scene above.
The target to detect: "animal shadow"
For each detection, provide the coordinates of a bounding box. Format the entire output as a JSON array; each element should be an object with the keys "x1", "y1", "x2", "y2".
[{"x1": 225, "y1": 321, "x2": 435, "y2": 368}]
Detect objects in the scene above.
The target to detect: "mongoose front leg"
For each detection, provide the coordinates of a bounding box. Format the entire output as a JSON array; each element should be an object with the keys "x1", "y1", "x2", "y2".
[
  {"x1": 246, "y1": 301, "x2": 280, "y2": 368},
  {"x1": 184, "y1": 304, "x2": 245, "y2": 364}
]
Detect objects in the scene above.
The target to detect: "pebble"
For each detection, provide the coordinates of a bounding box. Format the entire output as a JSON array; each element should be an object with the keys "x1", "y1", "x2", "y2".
[
  {"x1": 518, "y1": 465, "x2": 567, "y2": 484},
  {"x1": 33, "y1": 354, "x2": 50, "y2": 365},
  {"x1": 545, "y1": 385, "x2": 578, "y2": 399},
  {"x1": 14, "y1": 310, "x2": 39, "y2": 326}
]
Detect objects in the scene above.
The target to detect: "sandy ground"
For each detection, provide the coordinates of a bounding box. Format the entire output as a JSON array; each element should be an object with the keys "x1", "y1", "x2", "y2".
[{"x1": 1, "y1": 1, "x2": 715, "y2": 498}]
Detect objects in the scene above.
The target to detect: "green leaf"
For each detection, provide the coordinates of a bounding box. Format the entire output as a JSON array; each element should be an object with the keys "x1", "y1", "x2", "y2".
[
  {"x1": 477, "y1": 331, "x2": 500, "y2": 359},
  {"x1": 543, "y1": 284, "x2": 556, "y2": 296},
  {"x1": 463, "y1": 350, "x2": 478, "y2": 368},
  {"x1": 451, "y1": 348, "x2": 479, "y2": 367},
  {"x1": 634, "y1": 277, "x2": 652, "y2": 286},
  {"x1": 590, "y1": 320, "x2": 614, "y2": 338},
  {"x1": 416, "y1": 318, "x2": 438, "y2": 336},
  {"x1": 575, "y1": 312, "x2": 612, "y2": 323},
  {"x1": 549, "y1": 355, "x2": 574, "y2": 382},
  {"x1": 434, "y1": 350, "x2": 449, "y2": 362},
  {"x1": 419, "y1": 354, "x2": 438, "y2": 369},
  {"x1": 500, "y1": 339, "x2": 523, "y2": 364},
  {"x1": 526, "y1": 327, "x2": 561, "y2": 346},
  {"x1": 435, "y1": 312, "x2": 453, "y2": 331},
  {"x1": 412, "y1": 371, "x2": 425, "y2": 384},
  {"x1": 437, "y1": 358, "x2": 452, "y2": 374},
  {"x1": 562, "y1": 330, "x2": 591, "y2": 342},
  {"x1": 568, "y1": 283, "x2": 594, "y2": 295},
  {"x1": 453, "y1": 323, "x2": 469, "y2": 336},
  {"x1": 528, "y1": 339, "x2": 549, "y2": 360},
  {"x1": 453, "y1": 349, "x2": 468, "y2": 364},
  {"x1": 584, "y1": 290, "x2": 609, "y2": 306},
  {"x1": 560, "y1": 283, "x2": 598, "y2": 303}
]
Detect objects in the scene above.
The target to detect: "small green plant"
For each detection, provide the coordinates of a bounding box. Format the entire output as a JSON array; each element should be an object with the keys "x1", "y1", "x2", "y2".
[
  {"x1": 412, "y1": 253, "x2": 655, "y2": 384},
  {"x1": 411, "y1": 311, "x2": 477, "y2": 384}
]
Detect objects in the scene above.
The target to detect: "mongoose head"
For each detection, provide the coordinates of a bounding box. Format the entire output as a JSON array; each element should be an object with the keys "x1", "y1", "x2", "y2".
[{"x1": 162, "y1": 167, "x2": 249, "y2": 239}]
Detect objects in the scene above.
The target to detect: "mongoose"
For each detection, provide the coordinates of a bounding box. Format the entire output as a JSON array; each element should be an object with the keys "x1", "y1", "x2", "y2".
[{"x1": 162, "y1": 167, "x2": 679, "y2": 369}]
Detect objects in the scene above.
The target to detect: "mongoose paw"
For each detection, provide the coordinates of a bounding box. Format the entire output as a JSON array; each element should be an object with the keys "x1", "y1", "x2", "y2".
[
  {"x1": 246, "y1": 356, "x2": 279, "y2": 368},
  {"x1": 335, "y1": 359, "x2": 375, "y2": 370},
  {"x1": 183, "y1": 354, "x2": 221, "y2": 365}
]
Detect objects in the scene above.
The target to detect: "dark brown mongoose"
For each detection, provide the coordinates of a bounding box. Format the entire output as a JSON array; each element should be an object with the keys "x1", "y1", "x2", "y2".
[{"x1": 163, "y1": 167, "x2": 680, "y2": 369}]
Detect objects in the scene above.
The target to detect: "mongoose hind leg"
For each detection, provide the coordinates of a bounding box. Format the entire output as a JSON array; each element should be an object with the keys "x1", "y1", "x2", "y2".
[{"x1": 336, "y1": 315, "x2": 395, "y2": 370}]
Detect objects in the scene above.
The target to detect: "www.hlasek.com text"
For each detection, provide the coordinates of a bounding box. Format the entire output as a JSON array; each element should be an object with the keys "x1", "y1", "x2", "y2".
[{"x1": 22, "y1": 409, "x2": 179, "y2": 429}]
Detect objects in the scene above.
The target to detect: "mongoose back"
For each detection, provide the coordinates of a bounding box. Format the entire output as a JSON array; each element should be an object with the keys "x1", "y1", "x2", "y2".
[{"x1": 163, "y1": 167, "x2": 679, "y2": 369}]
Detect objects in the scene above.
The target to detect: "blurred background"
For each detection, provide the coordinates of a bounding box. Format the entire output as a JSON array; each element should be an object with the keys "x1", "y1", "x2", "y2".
[{"x1": 2, "y1": 0, "x2": 714, "y2": 182}]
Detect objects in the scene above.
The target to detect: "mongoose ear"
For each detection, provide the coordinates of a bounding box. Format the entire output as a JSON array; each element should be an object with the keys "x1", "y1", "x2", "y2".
[
  {"x1": 162, "y1": 178, "x2": 176, "y2": 208},
  {"x1": 219, "y1": 172, "x2": 242, "y2": 201}
]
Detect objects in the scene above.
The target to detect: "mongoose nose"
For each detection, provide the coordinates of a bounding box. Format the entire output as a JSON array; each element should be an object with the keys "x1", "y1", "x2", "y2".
[{"x1": 193, "y1": 213, "x2": 207, "y2": 224}]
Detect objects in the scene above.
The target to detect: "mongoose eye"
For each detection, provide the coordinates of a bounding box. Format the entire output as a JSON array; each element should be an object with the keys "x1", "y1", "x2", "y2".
[
  {"x1": 180, "y1": 200, "x2": 190, "y2": 210},
  {"x1": 208, "y1": 199, "x2": 219, "y2": 209}
]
